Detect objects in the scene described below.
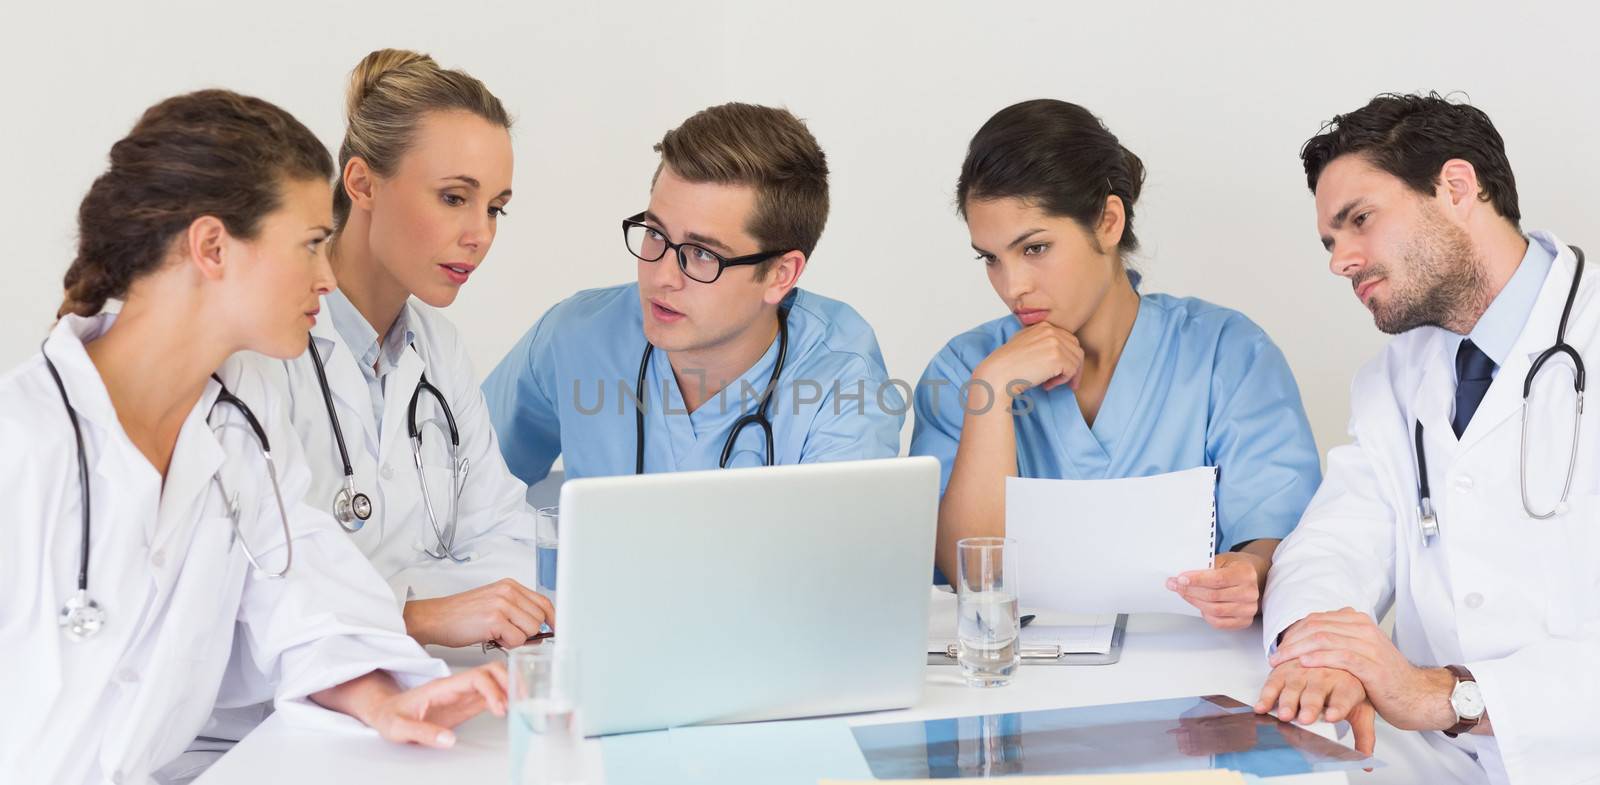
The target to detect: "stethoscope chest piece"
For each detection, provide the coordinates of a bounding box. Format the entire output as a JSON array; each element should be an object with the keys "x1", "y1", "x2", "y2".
[
  {"x1": 59, "y1": 589, "x2": 104, "y2": 642},
  {"x1": 308, "y1": 336, "x2": 377, "y2": 535},
  {"x1": 307, "y1": 335, "x2": 468, "y2": 560},
  {"x1": 1418, "y1": 499, "x2": 1440, "y2": 545},
  {"x1": 333, "y1": 479, "x2": 373, "y2": 532}
]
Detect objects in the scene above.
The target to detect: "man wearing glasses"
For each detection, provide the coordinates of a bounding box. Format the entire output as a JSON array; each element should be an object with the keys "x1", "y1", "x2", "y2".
[{"x1": 482, "y1": 102, "x2": 903, "y2": 482}]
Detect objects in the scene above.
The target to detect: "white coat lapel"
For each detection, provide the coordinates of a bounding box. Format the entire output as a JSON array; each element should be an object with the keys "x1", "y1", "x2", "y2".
[
  {"x1": 43, "y1": 318, "x2": 153, "y2": 542},
  {"x1": 1400, "y1": 332, "x2": 1459, "y2": 545},
  {"x1": 150, "y1": 384, "x2": 226, "y2": 556},
  {"x1": 379, "y1": 346, "x2": 426, "y2": 469},
  {"x1": 1409, "y1": 331, "x2": 1457, "y2": 447}
]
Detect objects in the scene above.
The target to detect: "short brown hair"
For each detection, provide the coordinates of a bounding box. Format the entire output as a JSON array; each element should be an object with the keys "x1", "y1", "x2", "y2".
[
  {"x1": 334, "y1": 48, "x2": 512, "y2": 229},
  {"x1": 654, "y1": 102, "x2": 830, "y2": 260},
  {"x1": 59, "y1": 89, "x2": 333, "y2": 319}
]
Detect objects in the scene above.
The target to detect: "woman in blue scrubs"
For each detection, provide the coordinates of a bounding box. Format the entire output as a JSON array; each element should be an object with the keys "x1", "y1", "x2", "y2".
[{"x1": 912, "y1": 100, "x2": 1321, "y2": 630}]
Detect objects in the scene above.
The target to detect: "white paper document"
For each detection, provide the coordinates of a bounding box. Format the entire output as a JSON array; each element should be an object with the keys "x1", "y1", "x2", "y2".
[{"x1": 1005, "y1": 467, "x2": 1217, "y2": 617}]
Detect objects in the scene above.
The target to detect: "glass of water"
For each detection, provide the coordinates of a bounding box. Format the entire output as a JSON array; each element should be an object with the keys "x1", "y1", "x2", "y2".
[
  {"x1": 956, "y1": 536, "x2": 1020, "y2": 687},
  {"x1": 508, "y1": 645, "x2": 584, "y2": 785},
  {"x1": 536, "y1": 506, "x2": 559, "y2": 598}
]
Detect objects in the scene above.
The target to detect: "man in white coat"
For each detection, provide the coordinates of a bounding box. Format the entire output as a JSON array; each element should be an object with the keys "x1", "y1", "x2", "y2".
[{"x1": 1257, "y1": 92, "x2": 1600, "y2": 785}]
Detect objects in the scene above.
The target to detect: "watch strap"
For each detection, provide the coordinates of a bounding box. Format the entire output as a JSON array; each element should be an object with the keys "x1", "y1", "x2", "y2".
[{"x1": 1443, "y1": 664, "x2": 1481, "y2": 738}]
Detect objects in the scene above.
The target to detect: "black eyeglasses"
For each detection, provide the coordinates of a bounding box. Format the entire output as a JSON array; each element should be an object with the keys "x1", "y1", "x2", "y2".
[{"x1": 621, "y1": 212, "x2": 787, "y2": 283}]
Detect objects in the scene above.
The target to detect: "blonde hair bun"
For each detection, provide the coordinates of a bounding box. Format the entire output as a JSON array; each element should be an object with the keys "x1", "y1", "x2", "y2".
[{"x1": 346, "y1": 48, "x2": 438, "y2": 118}]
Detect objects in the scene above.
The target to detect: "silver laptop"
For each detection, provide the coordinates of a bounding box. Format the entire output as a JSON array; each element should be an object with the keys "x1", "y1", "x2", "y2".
[{"x1": 554, "y1": 456, "x2": 939, "y2": 736}]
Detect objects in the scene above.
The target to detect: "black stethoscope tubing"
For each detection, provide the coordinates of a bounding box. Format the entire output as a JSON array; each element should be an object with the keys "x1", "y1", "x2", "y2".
[
  {"x1": 46, "y1": 346, "x2": 280, "y2": 640},
  {"x1": 42, "y1": 347, "x2": 91, "y2": 597},
  {"x1": 635, "y1": 309, "x2": 789, "y2": 474},
  {"x1": 307, "y1": 335, "x2": 372, "y2": 529},
  {"x1": 308, "y1": 336, "x2": 464, "y2": 530},
  {"x1": 1414, "y1": 245, "x2": 1586, "y2": 539}
]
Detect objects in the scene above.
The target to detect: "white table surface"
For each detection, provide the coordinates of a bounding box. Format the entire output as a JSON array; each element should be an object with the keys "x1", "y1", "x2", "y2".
[{"x1": 196, "y1": 609, "x2": 1367, "y2": 785}]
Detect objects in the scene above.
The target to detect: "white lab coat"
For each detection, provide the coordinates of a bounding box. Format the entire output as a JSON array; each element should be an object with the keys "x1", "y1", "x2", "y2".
[
  {"x1": 1265, "y1": 231, "x2": 1600, "y2": 785},
  {"x1": 246, "y1": 295, "x2": 540, "y2": 604},
  {"x1": 0, "y1": 314, "x2": 447, "y2": 785}
]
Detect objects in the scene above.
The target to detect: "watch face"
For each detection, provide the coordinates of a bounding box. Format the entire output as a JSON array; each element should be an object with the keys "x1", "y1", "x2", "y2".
[{"x1": 1452, "y1": 680, "x2": 1485, "y2": 720}]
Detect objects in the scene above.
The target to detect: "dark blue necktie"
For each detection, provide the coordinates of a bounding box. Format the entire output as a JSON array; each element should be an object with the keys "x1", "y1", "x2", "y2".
[{"x1": 1452, "y1": 339, "x2": 1496, "y2": 438}]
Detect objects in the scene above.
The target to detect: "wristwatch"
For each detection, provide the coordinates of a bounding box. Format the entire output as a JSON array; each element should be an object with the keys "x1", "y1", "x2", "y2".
[{"x1": 1443, "y1": 664, "x2": 1485, "y2": 738}]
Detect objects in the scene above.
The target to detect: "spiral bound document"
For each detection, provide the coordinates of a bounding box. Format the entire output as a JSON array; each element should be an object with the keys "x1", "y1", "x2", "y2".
[{"x1": 1005, "y1": 467, "x2": 1219, "y2": 617}]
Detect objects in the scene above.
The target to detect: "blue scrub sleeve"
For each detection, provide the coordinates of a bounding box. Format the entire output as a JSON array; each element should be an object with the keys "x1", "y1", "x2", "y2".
[
  {"x1": 909, "y1": 348, "x2": 977, "y2": 587},
  {"x1": 795, "y1": 355, "x2": 905, "y2": 463},
  {"x1": 1204, "y1": 322, "x2": 1322, "y2": 552},
  {"x1": 481, "y1": 311, "x2": 564, "y2": 485},
  {"x1": 909, "y1": 347, "x2": 973, "y2": 496}
]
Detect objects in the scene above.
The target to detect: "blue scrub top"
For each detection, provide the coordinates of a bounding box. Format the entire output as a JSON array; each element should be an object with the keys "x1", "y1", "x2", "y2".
[
  {"x1": 483, "y1": 283, "x2": 904, "y2": 483},
  {"x1": 910, "y1": 291, "x2": 1320, "y2": 553}
]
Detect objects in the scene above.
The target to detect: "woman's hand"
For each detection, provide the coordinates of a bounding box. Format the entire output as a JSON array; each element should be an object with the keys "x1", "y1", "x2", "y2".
[
  {"x1": 974, "y1": 322, "x2": 1085, "y2": 397},
  {"x1": 404, "y1": 578, "x2": 553, "y2": 648},
  {"x1": 311, "y1": 663, "x2": 509, "y2": 748},
  {"x1": 1167, "y1": 551, "x2": 1268, "y2": 630},
  {"x1": 365, "y1": 663, "x2": 510, "y2": 748}
]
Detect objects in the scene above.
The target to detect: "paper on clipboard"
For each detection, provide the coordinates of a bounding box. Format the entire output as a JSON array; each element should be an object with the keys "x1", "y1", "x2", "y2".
[
  {"x1": 1006, "y1": 467, "x2": 1218, "y2": 617},
  {"x1": 926, "y1": 588, "x2": 1116, "y2": 655}
]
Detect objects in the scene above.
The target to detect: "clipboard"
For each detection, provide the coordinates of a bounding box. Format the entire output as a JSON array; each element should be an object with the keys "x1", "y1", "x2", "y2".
[{"x1": 927, "y1": 614, "x2": 1127, "y2": 666}]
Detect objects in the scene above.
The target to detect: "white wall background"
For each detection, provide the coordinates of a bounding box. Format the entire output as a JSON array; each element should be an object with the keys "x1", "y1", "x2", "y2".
[{"x1": 4, "y1": 0, "x2": 1598, "y2": 456}]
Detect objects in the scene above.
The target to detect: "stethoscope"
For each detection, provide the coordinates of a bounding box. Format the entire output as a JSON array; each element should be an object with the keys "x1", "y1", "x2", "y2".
[
  {"x1": 45, "y1": 348, "x2": 294, "y2": 642},
  {"x1": 307, "y1": 336, "x2": 371, "y2": 530},
  {"x1": 305, "y1": 336, "x2": 472, "y2": 562},
  {"x1": 1414, "y1": 245, "x2": 1586, "y2": 545},
  {"x1": 634, "y1": 308, "x2": 789, "y2": 474}
]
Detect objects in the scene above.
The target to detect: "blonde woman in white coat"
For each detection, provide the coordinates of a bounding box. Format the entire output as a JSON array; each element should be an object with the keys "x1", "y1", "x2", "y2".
[{"x1": 246, "y1": 49, "x2": 551, "y2": 650}]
